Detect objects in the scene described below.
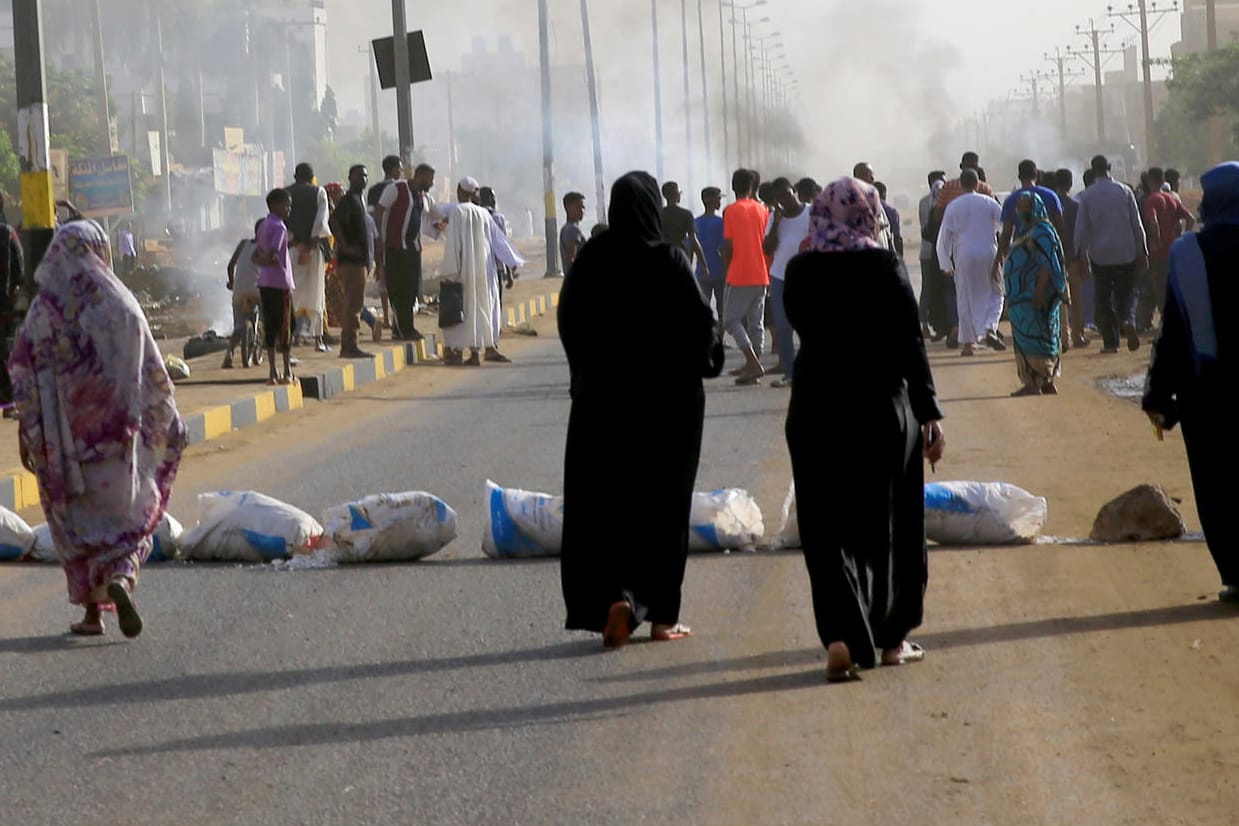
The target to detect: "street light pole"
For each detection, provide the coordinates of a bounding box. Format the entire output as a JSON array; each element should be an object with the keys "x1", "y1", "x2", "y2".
[
  {"x1": 536, "y1": 0, "x2": 559, "y2": 276},
  {"x1": 1207, "y1": 0, "x2": 1223, "y2": 163},
  {"x1": 580, "y1": 0, "x2": 608, "y2": 220},
  {"x1": 651, "y1": 0, "x2": 665, "y2": 181},
  {"x1": 697, "y1": 0, "x2": 713, "y2": 186},
  {"x1": 717, "y1": 0, "x2": 730, "y2": 174},
  {"x1": 12, "y1": 0, "x2": 54, "y2": 272},
  {"x1": 91, "y1": 0, "x2": 111, "y2": 154},
  {"x1": 391, "y1": 0, "x2": 414, "y2": 167},
  {"x1": 152, "y1": 2, "x2": 172, "y2": 211},
  {"x1": 681, "y1": 0, "x2": 693, "y2": 204}
]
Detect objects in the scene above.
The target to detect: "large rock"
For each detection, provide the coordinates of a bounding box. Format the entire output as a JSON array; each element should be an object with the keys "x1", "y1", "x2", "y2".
[{"x1": 1090, "y1": 485, "x2": 1187, "y2": 543}]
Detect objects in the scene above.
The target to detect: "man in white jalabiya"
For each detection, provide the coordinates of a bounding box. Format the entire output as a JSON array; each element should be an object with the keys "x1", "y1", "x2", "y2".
[
  {"x1": 441, "y1": 177, "x2": 525, "y2": 366},
  {"x1": 936, "y1": 169, "x2": 1005, "y2": 357}
]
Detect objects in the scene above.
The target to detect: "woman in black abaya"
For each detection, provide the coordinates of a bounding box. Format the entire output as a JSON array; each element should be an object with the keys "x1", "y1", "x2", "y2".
[
  {"x1": 784, "y1": 177, "x2": 946, "y2": 681},
  {"x1": 558, "y1": 171, "x2": 724, "y2": 649}
]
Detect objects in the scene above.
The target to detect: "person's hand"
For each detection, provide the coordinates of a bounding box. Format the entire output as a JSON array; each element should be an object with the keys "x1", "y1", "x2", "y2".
[
  {"x1": 1138, "y1": 254, "x2": 1149, "y2": 273},
  {"x1": 19, "y1": 440, "x2": 35, "y2": 473},
  {"x1": 226, "y1": 279, "x2": 234, "y2": 291},
  {"x1": 991, "y1": 262, "x2": 1003, "y2": 283},
  {"x1": 943, "y1": 270, "x2": 954, "y2": 277},
  {"x1": 923, "y1": 421, "x2": 945, "y2": 469},
  {"x1": 1033, "y1": 285, "x2": 1047, "y2": 310}
]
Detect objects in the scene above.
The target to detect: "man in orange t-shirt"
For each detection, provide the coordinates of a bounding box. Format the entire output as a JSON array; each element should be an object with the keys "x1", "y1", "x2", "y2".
[{"x1": 721, "y1": 168, "x2": 771, "y2": 384}]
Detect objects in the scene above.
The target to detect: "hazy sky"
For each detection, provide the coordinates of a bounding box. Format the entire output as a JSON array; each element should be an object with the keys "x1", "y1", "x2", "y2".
[{"x1": 322, "y1": 0, "x2": 1184, "y2": 188}]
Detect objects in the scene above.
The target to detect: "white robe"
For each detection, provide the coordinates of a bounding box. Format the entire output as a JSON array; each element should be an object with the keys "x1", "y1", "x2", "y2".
[
  {"x1": 292, "y1": 186, "x2": 331, "y2": 338},
  {"x1": 937, "y1": 192, "x2": 1003, "y2": 344},
  {"x1": 441, "y1": 202, "x2": 524, "y2": 351}
]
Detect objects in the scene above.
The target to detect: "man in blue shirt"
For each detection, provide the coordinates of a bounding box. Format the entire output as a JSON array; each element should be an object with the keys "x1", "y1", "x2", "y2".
[
  {"x1": 992, "y1": 159, "x2": 1065, "y2": 281},
  {"x1": 695, "y1": 186, "x2": 726, "y2": 325}
]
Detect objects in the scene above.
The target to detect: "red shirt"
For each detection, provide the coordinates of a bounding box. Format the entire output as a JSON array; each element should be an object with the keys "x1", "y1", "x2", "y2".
[
  {"x1": 1143, "y1": 192, "x2": 1193, "y2": 260},
  {"x1": 723, "y1": 198, "x2": 770, "y2": 287}
]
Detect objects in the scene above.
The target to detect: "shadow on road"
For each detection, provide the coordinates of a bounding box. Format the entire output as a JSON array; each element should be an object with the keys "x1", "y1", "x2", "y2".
[
  {"x1": 88, "y1": 668, "x2": 828, "y2": 758},
  {"x1": 0, "y1": 640, "x2": 597, "y2": 713}
]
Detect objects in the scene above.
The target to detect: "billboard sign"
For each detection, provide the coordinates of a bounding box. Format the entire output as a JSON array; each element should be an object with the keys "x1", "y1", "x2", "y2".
[{"x1": 68, "y1": 155, "x2": 135, "y2": 218}]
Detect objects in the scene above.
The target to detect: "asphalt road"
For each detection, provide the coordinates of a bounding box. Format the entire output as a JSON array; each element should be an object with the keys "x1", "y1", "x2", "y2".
[
  {"x1": 5, "y1": 262, "x2": 1239, "y2": 825},
  {"x1": 0, "y1": 324, "x2": 797, "y2": 826}
]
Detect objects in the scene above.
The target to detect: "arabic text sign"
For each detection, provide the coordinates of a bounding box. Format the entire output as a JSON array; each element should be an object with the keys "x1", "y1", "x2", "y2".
[
  {"x1": 68, "y1": 155, "x2": 134, "y2": 218},
  {"x1": 212, "y1": 148, "x2": 266, "y2": 197}
]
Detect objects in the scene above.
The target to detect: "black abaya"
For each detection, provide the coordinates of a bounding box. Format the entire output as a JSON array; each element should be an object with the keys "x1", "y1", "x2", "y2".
[
  {"x1": 557, "y1": 172, "x2": 723, "y2": 633},
  {"x1": 1143, "y1": 226, "x2": 1238, "y2": 587},
  {"x1": 783, "y1": 248, "x2": 943, "y2": 669}
]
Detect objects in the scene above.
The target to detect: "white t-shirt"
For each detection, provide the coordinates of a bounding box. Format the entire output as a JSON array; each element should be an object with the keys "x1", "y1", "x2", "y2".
[
  {"x1": 766, "y1": 208, "x2": 811, "y2": 280},
  {"x1": 232, "y1": 240, "x2": 260, "y2": 293}
]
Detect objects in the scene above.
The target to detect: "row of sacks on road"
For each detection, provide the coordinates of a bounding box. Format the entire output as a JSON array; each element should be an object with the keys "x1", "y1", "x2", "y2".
[{"x1": 1, "y1": 479, "x2": 1081, "y2": 566}]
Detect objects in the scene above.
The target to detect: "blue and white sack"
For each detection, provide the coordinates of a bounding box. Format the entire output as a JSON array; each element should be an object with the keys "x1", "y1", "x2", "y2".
[
  {"x1": 688, "y1": 489, "x2": 765, "y2": 552},
  {"x1": 0, "y1": 506, "x2": 37, "y2": 561},
  {"x1": 482, "y1": 480, "x2": 563, "y2": 559},
  {"x1": 180, "y1": 491, "x2": 324, "y2": 563},
  {"x1": 924, "y1": 481, "x2": 1047, "y2": 546},
  {"x1": 322, "y1": 492, "x2": 457, "y2": 563}
]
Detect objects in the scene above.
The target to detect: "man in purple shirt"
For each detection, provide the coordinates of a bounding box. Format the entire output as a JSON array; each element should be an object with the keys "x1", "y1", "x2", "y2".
[{"x1": 253, "y1": 188, "x2": 296, "y2": 385}]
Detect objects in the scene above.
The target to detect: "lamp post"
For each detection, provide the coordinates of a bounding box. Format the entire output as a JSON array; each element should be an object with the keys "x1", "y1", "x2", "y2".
[
  {"x1": 723, "y1": 0, "x2": 767, "y2": 163},
  {"x1": 651, "y1": 0, "x2": 665, "y2": 181}
]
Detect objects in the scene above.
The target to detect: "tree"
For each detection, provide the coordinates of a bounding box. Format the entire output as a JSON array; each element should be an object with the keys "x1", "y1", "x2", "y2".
[
  {"x1": 1167, "y1": 44, "x2": 1239, "y2": 141},
  {"x1": 320, "y1": 86, "x2": 339, "y2": 142},
  {"x1": 0, "y1": 129, "x2": 21, "y2": 202}
]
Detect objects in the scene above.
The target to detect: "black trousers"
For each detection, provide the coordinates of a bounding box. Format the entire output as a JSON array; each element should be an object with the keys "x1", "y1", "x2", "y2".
[
  {"x1": 1092, "y1": 262, "x2": 1137, "y2": 350},
  {"x1": 386, "y1": 247, "x2": 423, "y2": 339}
]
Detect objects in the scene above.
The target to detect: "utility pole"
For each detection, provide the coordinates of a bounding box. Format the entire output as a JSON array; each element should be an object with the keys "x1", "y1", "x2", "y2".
[
  {"x1": 651, "y1": 0, "x2": 665, "y2": 181},
  {"x1": 730, "y1": 9, "x2": 741, "y2": 161},
  {"x1": 536, "y1": 0, "x2": 559, "y2": 276},
  {"x1": 580, "y1": 0, "x2": 607, "y2": 220},
  {"x1": 697, "y1": 0, "x2": 713, "y2": 186},
  {"x1": 284, "y1": 27, "x2": 297, "y2": 165},
  {"x1": 445, "y1": 70, "x2": 456, "y2": 187},
  {"x1": 391, "y1": 0, "x2": 414, "y2": 168},
  {"x1": 1019, "y1": 71, "x2": 1044, "y2": 116},
  {"x1": 1072, "y1": 20, "x2": 1122, "y2": 145},
  {"x1": 12, "y1": 0, "x2": 54, "y2": 272},
  {"x1": 1109, "y1": 1, "x2": 1178, "y2": 167},
  {"x1": 360, "y1": 43, "x2": 381, "y2": 161},
  {"x1": 1044, "y1": 48, "x2": 1087, "y2": 136},
  {"x1": 717, "y1": 0, "x2": 730, "y2": 175},
  {"x1": 152, "y1": 1, "x2": 171, "y2": 212},
  {"x1": 91, "y1": 0, "x2": 111, "y2": 154},
  {"x1": 1207, "y1": 0, "x2": 1223, "y2": 164},
  {"x1": 681, "y1": 0, "x2": 693, "y2": 205}
]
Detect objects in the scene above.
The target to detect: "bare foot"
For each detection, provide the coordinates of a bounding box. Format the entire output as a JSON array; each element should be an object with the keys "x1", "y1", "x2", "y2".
[
  {"x1": 602, "y1": 601, "x2": 632, "y2": 650},
  {"x1": 881, "y1": 641, "x2": 926, "y2": 666},
  {"x1": 826, "y1": 641, "x2": 859, "y2": 682}
]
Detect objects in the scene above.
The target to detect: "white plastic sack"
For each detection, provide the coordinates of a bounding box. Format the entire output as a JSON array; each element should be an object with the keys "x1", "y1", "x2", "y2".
[
  {"x1": 482, "y1": 481, "x2": 766, "y2": 559},
  {"x1": 28, "y1": 523, "x2": 57, "y2": 562},
  {"x1": 482, "y1": 480, "x2": 563, "y2": 559},
  {"x1": 688, "y1": 489, "x2": 765, "y2": 552},
  {"x1": 925, "y1": 481, "x2": 1048, "y2": 546},
  {"x1": 181, "y1": 491, "x2": 324, "y2": 562},
  {"x1": 0, "y1": 506, "x2": 37, "y2": 561},
  {"x1": 149, "y1": 513, "x2": 183, "y2": 563},
  {"x1": 774, "y1": 483, "x2": 800, "y2": 550},
  {"x1": 322, "y1": 492, "x2": 457, "y2": 562}
]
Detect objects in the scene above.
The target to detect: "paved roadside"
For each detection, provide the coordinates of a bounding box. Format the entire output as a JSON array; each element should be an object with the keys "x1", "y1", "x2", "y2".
[{"x1": 0, "y1": 275, "x2": 562, "y2": 512}]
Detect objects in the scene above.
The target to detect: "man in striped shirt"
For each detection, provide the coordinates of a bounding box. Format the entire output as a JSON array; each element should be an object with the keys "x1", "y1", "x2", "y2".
[
  {"x1": 373, "y1": 158, "x2": 441, "y2": 342},
  {"x1": 934, "y1": 151, "x2": 998, "y2": 217}
]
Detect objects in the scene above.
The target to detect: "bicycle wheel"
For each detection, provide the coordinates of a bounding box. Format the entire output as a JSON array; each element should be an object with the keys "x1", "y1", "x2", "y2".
[{"x1": 248, "y1": 305, "x2": 265, "y2": 367}]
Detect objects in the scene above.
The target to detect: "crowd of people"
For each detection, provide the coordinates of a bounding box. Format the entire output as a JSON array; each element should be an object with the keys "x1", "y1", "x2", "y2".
[
  {"x1": 3, "y1": 143, "x2": 1234, "y2": 678},
  {"x1": 557, "y1": 153, "x2": 1236, "y2": 682},
  {"x1": 222, "y1": 159, "x2": 526, "y2": 383}
]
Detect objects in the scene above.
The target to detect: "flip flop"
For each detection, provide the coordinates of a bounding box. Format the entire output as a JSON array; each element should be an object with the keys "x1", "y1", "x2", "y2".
[
  {"x1": 882, "y1": 641, "x2": 926, "y2": 666},
  {"x1": 651, "y1": 623, "x2": 692, "y2": 642},
  {"x1": 1010, "y1": 386, "x2": 1041, "y2": 397},
  {"x1": 106, "y1": 580, "x2": 143, "y2": 639},
  {"x1": 602, "y1": 601, "x2": 633, "y2": 650},
  {"x1": 484, "y1": 351, "x2": 512, "y2": 363}
]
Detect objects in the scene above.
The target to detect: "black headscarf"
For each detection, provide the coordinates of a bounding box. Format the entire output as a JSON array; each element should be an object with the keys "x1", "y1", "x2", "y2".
[{"x1": 607, "y1": 171, "x2": 662, "y2": 245}]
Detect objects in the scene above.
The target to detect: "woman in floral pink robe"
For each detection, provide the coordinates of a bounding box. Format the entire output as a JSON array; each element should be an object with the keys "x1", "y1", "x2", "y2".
[{"x1": 8, "y1": 221, "x2": 186, "y2": 637}]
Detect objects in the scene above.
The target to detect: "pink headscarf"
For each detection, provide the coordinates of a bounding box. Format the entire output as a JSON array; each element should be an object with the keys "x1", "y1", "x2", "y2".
[{"x1": 803, "y1": 177, "x2": 883, "y2": 253}]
